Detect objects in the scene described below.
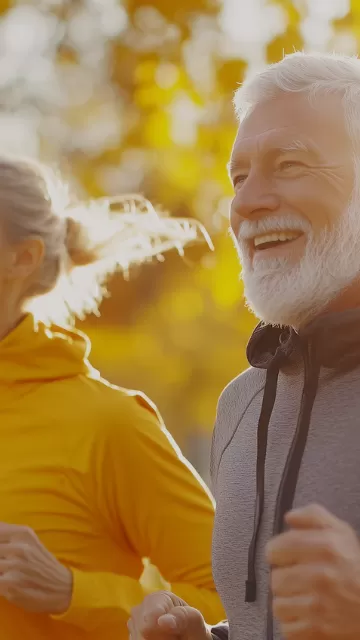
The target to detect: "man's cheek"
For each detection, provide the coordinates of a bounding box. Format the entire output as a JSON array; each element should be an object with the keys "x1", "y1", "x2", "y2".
[{"x1": 229, "y1": 204, "x2": 240, "y2": 238}]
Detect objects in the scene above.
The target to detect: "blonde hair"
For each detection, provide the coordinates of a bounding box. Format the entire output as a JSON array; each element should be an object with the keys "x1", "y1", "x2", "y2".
[{"x1": 0, "y1": 155, "x2": 211, "y2": 325}]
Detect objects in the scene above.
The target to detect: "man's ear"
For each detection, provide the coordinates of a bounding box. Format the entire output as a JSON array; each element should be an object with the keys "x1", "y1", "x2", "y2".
[{"x1": 5, "y1": 236, "x2": 45, "y2": 282}]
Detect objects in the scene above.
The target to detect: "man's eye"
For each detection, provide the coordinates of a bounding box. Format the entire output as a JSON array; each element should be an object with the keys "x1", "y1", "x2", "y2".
[
  {"x1": 279, "y1": 160, "x2": 304, "y2": 170},
  {"x1": 233, "y1": 174, "x2": 248, "y2": 187}
]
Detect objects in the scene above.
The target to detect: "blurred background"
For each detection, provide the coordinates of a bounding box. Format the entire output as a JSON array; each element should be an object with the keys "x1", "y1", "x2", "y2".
[{"x1": 0, "y1": 0, "x2": 357, "y2": 482}]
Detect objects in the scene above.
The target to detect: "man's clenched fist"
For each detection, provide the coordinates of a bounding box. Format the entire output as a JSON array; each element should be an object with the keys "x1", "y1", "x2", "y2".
[
  {"x1": 267, "y1": 504, "x2": 360, "y2": 639},
  {"x1": 128, "y1": 591, "x2": 212, "y2": 640}
]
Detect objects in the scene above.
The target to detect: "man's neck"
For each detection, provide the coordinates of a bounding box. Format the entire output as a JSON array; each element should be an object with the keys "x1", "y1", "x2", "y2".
[
  {"x1": 291, "y1": 280, "x2": 360, "y2": 331},
  {"x1": 324, "y1": 280, "x2": 360, "y2": 317}
]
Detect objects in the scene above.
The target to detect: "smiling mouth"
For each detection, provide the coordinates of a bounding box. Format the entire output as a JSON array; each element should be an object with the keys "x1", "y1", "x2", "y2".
[{"x1": 252, "y1": 231, "x2": 303, "y2": 251}]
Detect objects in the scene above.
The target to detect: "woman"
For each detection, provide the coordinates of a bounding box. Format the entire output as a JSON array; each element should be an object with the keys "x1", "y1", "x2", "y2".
[{"x1": 0, "y1": 156, "x2": 223, "y2": 639}]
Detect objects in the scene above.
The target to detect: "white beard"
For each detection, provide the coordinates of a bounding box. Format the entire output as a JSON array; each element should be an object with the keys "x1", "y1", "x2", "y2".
[{"x1": 233, "y1": 196, "x2": 360, "y2": 327}]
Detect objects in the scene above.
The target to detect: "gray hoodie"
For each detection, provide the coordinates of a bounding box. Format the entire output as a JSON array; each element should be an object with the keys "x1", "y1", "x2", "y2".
[{"x1": 211, "y1": 310, "x2": 360, "y2": 640}]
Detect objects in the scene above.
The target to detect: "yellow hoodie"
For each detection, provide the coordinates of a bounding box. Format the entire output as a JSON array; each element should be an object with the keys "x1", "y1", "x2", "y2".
[{"x1": 0, "y1": 316, "x2": 223, "y2": 639}]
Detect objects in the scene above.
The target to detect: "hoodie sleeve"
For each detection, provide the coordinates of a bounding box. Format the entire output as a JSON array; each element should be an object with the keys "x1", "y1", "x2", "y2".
[
  {"x1": 211, "y1": 622, "x2": 229, "y2": 640},
  {"x1": 54, "y1": 391, "x2": 224, "y2": 633}
]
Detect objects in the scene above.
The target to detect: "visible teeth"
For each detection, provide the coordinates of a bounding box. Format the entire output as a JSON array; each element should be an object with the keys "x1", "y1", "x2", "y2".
[{"x1": 253, "y1": 232, "x2": 300, "y2": 247}]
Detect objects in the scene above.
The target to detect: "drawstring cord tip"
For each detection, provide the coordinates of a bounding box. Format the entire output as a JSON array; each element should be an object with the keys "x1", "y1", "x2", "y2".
[{"x1": 245, "y1": 579, "x2": 256, "y2": 602}]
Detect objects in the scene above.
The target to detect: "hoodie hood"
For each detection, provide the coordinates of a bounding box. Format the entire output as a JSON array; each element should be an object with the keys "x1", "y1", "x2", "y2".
[
  {"x1": 247, "y1": 307, "x2": 360, "y2": 372},
  {"x1": 0, "y1": 314, "x2": 94, "y2": 384}
]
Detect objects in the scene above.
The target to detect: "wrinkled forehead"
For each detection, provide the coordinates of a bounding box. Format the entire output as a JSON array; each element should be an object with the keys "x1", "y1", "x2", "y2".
[{"x1": 232, "y1": 91, "x2": 352, "y2": 161}]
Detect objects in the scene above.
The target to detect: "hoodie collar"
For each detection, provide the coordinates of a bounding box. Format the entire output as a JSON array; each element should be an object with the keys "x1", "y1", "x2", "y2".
[
  {"x1": 247, "y1": 308, "x2": 360, "y2": 372},
  {"x1": 0, "y1": 314, "x2": 94, "y2": 384}
]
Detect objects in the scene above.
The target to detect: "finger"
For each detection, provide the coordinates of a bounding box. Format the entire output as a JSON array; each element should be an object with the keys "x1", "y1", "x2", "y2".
[
  {"x1": 128, "y1": 614, "x2": 141, "y2": 640},
  {"x1": 280, "y1": 617, "x2": 316, "y2": 638},
  {"x1": 0, "y1": 532, "x2": 11, "y2": 545},
  {"x1": 0, "y1": 523, "x2": 20, "y2": 534},
  {"x1": 0, "y1": 559, "x2": 18, "y2": 575},
  {"x1": 0, "y1": 584, "x2": 47, "y2": 611},
  {"x1": 0, "y1": 524, "x2": 32, "y2": 542},
  {"x1": 158, "y1": 606, "x2": 206, "y2": 640},
  {"x1": 137, "y1": 609, "x2": 180, "y2": 640},
  {"x1": 0, "y1": 571, "x2": 37, "y2": 590},
  {"x1": 273, "y1": 594, "x2": 315, "y2": 622},
  {"x1": 0, "y1": 545, "x2": 12, "y2": 560},
  {"x1": 0, "y1": 543, "x2": 33, "y2": 563},
  {"x1": 266, "y1": 529, "x2": 338, "y2": 567},
  {"x1": 0, "y1": 542, "x2": 23, "y2": 557},
  {"x1": 157, "y1": 615, "x2": 179, "y2": 633},
  {"x1": 142, "y1": 604, "x2": 174, "y2": 633},
  {"x1": 0, "y1": 571, "x2": 22, "y2": 600},
  {"x1": 285, "y1": 504, "x2": 343, "y2": 531},
  {"x1": 141, "y1": 592, "x2": 184, "y2": 628},
  {"x1": 271, "y1": 563, "x2": 336, "y2": 597},
  {"x1": 130, "y1": 593, "x2": 186, "y2": 640}
]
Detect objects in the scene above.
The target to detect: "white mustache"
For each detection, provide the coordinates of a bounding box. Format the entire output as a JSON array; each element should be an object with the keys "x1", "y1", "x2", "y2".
[{"x1": 238, "y1": 215, "x2": 310, "y2": 240}]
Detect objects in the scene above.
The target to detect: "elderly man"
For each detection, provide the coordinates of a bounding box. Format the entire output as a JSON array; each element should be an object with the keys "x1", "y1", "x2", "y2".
[{"x1": 128, "y1": 51, "x2": 360, "y2": 640}]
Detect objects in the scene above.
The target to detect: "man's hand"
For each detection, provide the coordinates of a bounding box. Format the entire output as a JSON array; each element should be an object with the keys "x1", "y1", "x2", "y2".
[
  {"x1": 266, "y1": 504, "x2": 360, "y2": 639},
  {"x1": 0, "y1": 522, "x2": 72, "y2": 614},
  {"x1": 128, "y1": 591, "x2": 212, "y2": 640}
]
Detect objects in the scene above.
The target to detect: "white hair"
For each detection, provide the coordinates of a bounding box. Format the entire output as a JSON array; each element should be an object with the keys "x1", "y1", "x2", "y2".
[
  {"x1": 234, "y1": 52, "x2": 360, "y2": 146},
  {"x1": 232, "y1": 52, "x2": 360, "y2": 327},
  {"x1": 0, "y1": 156, "x2": 211, "y2": 325}
]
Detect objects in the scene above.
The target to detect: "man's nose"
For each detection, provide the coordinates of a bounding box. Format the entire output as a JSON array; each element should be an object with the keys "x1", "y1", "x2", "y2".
[{"x1": 230, "y1": 172, "x2": 280, "y2": 231}]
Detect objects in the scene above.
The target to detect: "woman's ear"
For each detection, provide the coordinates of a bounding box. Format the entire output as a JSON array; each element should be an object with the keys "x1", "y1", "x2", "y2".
[{"x1": 4, "y1": 236, "x2": 45, "y2": 282}]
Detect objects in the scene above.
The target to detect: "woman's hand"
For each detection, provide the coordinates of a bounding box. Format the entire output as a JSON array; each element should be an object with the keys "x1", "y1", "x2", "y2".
[{"x1": 0, "y1": 522, "x2": 73, "y2": 614}]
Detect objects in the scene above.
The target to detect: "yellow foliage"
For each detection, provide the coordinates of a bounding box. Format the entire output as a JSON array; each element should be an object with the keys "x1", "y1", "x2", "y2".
[
  {"x1": 167, "y1": 288, "x2": 204, "y2": 321},
  {"x1": 267, "y1": 26, "x2": 304, "y2": 63},
  {"x1": 0, "y1": 0, "x2": 350, "y2": 456},
  {"x1": 272, "y1": 0, "x2": 302, "y2": 27},
  {"x1": 144, "y1": 111, "x2": 172, "y2": 147},
  {"x1": 351, "y1": 0, "x2": 360, "y2": 19},
  {"x1": 164, "y1": 151, "x2": 202, "y2": 191}
]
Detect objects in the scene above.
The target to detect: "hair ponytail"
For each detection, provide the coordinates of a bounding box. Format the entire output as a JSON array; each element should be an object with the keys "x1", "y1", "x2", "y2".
[{"x1": 0, "y1": 155, "x2": 211, "y2": 325}]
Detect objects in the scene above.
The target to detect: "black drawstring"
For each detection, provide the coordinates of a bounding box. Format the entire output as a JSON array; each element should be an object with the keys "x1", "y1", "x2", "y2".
[
  {"x1": 266, "y1": 343, "x2": 320, "y2": 640},
  {"x1": 244, "y1": 337, "x2": 321, "y2": 640},
  {"x1": 245, "y1": 361, "x2": 280, "y2": 603},
  {"x1": 272, "y1": 344, "x2": 320, "y2": 536}
]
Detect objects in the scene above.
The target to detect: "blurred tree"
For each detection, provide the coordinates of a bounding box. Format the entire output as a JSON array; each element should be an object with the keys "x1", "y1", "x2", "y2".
[
  {"x1": 0, "y1": 0, "x2": 350, "y2": 453},
  {"x1": 266, "y1": 0, "x2": 303, "y2": 61},
  {"x1": 333, "y1": 0, "x2": 360, "y2": 46}
]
